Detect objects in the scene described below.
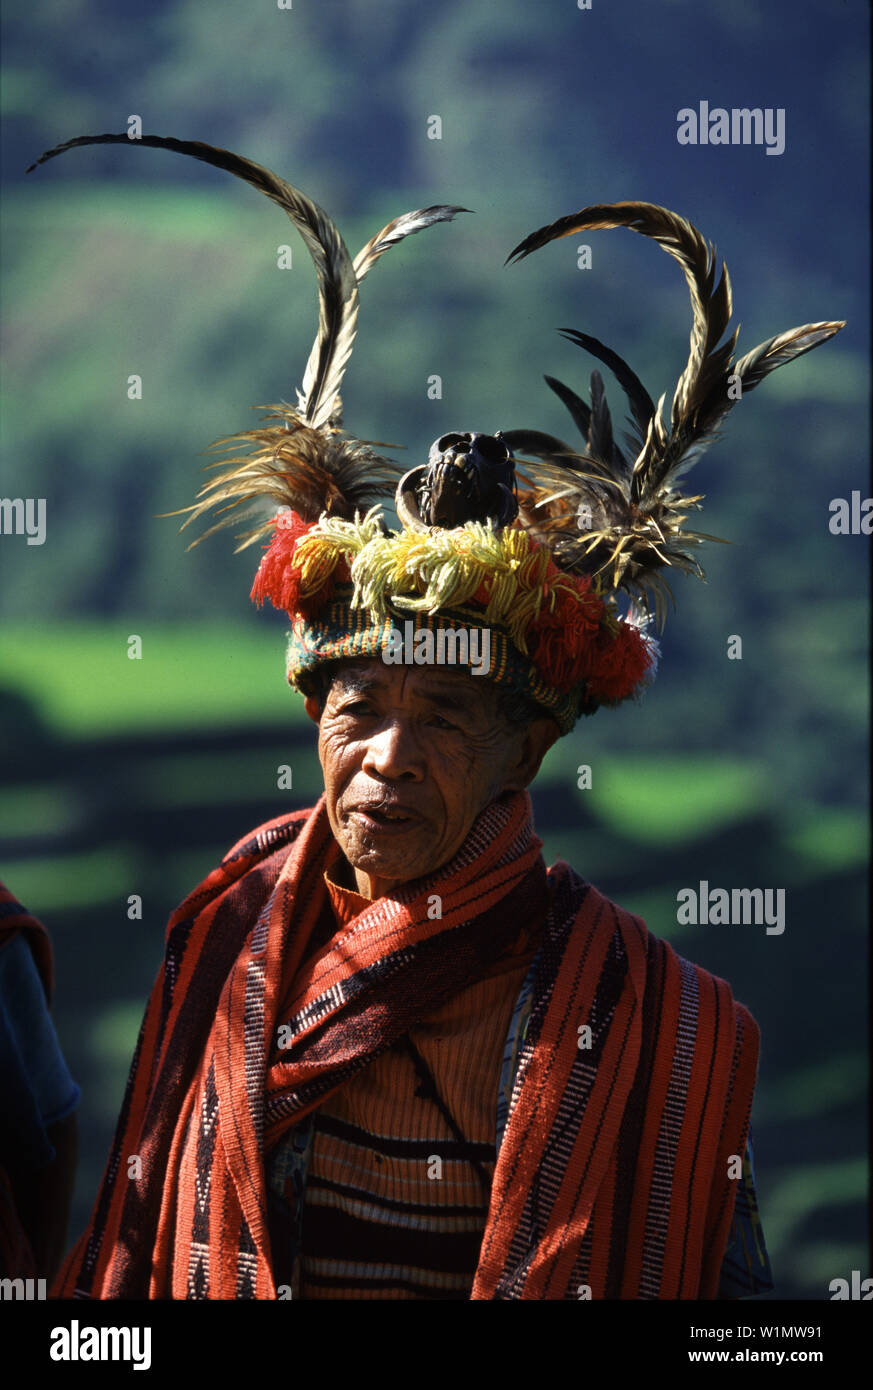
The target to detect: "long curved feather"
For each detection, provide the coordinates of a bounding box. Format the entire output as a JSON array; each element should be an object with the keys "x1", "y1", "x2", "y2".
[
  {"x1": 731, "y1": 321, "x2": 845, "y2": 394},
  {"x1": 353, "y1": 205, "x2": 469, "y2": 282},
  {"x1": 27, "y1": 132, "x2": 468, "y2": 540},
  {"x1": 507, "y1": 200, "x2": 737, "y2": 480},
  {"x1": 27, "y1": 131, "x2": 362, "y2": 431},
  {"x1": 659, "y1": 319, "x2": 845, "y2": 483},
  {"x1": 506, "y1": 199, "x2": 844, "y2": 614},
  {"x1": 310, "y1": 202, "x2": 468, "y2": 425}
]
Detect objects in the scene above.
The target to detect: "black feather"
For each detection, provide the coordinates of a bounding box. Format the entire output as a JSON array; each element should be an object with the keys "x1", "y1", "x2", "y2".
[
  {"x1": 587, "y1": 370, "x2": 626, "y2": 472},
  {"x1": 558, "y1": 329, "x2": 655, "y2": 449},
  {"x1": 544, "y1": 374, "x2": 591, "y2": 440},
  {"x1": 499, "y1": 429, "x2": 578, "y2": 460}
]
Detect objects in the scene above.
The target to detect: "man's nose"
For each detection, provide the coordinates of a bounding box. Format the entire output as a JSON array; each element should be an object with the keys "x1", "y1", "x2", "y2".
[{"x1": 361, "y1": 719, "x2": 424, "y2": 781}]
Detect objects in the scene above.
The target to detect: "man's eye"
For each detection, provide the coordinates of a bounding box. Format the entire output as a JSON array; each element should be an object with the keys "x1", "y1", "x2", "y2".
[
  {"x1": 340, "y1": 700, "x2": 373, "y2": 715},
  {"x1": 429, "y1": 714, "x2": 458, "y2": 730}
]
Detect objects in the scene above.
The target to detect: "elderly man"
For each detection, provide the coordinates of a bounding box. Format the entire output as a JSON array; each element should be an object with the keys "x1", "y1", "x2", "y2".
[
  {"x1": 53, "y1": 644, "x2": 768, "y2": 1302},
  {"x1": 37, "y1": 133, "x2": 841, "y2": 1301}
]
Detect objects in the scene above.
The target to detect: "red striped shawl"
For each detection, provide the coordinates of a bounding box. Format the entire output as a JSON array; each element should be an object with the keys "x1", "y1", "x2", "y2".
[{"x1": 52, "y1": 792, "x2": 759, "y2": 1299}]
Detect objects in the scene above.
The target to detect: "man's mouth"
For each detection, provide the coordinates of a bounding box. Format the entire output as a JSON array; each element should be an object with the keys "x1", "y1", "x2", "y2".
[{"x1": 349, "y1": 804, "x2": 422, "y2": 832}]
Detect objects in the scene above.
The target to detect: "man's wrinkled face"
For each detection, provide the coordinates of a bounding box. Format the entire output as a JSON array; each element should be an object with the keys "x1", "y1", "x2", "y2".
[{"x1": 304, "y1": 660, "x2": 558, "y2": 899}]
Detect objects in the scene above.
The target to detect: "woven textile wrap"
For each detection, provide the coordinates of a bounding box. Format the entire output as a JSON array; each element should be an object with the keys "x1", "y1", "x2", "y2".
[
  {"x1": 52, "y1": 794, "x2": 759, "y2": 1300},
  {"x1": 0, "y1": 881, "x2": 55, "y2": 1278}
]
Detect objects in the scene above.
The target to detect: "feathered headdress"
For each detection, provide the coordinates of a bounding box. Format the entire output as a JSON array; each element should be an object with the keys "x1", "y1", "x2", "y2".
[
  {"x1": 28, "y1": 140, "x2": 845, "y2": 730},
  {"x1": 502, "y1": 201, "x2": 845, "y2": 626}
]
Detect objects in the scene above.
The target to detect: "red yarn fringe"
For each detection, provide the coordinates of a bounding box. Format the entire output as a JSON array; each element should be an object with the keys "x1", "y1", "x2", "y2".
[
  {"x1": 250, "y1": 511, "x2": 315, "y2": 615},
  {"x1": 584, "y1": 621, "x2": 654, "y2": 704}
]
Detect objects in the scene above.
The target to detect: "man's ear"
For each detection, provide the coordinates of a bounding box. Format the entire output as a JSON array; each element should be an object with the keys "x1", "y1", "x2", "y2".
[
  {"x1": 504, "y1": 717, "x2": 562, "y2": 791},
  {"x1": 303, "y1": 694, "x2": 322, "y2": 726}
]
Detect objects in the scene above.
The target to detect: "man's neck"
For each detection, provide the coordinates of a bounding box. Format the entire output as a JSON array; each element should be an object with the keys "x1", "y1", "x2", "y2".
[
  {"x1": 352, "y1": 866, "x2": 400, "y2": 899},
  {"x1": 328, "y1": 853, "x2": 358, "y2": 891},
  {"x1": 327, "y1": 845, "x2": 402, "y2": 900}
]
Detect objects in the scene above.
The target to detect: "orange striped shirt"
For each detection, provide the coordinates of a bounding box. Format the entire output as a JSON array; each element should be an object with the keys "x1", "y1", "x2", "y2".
[{"x1": 296, "y1": 857, "x2": 543, "y2": 1299}]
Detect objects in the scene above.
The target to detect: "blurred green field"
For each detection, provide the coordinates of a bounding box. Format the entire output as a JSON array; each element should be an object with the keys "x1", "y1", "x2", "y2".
[{"x1": 1, "y1": 620, "x2": 303, "y2": 733}]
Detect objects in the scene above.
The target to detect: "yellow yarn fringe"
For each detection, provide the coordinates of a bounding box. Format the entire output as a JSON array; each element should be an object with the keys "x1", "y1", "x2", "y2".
[{"x1": 288, "y1": 512, "x2": 605, "y2": 654}]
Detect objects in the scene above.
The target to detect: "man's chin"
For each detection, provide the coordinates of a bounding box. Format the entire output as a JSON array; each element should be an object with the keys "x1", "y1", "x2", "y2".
[{"x1": 339, "y1": 827, "x2": 445, "y2": 890}]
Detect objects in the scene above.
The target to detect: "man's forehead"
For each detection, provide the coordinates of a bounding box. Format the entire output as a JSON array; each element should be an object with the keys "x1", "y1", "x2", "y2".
[{"x1": 329, "y1": 659, "x2": 496, "y2": 709}]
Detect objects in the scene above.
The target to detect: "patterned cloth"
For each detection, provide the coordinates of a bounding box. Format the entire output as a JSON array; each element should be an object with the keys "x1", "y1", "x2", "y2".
[
  {"x1": 269, "y1": 867, "x2": 774, "y2": 1299},
  {"x1": 495, "y1": 923, "x2": 774, "y2": 1298},
  {"x1": 268, "y1": 861, "x2": 540, "y2": 1298},
  {"x1": 53, "y1": 792, "x2": 763, "y2": 1299}
]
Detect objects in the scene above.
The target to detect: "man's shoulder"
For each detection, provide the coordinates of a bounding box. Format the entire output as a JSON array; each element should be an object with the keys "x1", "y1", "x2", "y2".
[
  {"x1": 219, "y1": 806, "x2": 316, "y2": 867},
  {"x1": 548, "y1": 860, "x2": 652, "y2": 952},
  {"x1": 551, "y1": 861, "x2": 758, "y2": 1028},
  {"x1": 166, "y1": 806, "x2": 317, "y2": 933}
]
